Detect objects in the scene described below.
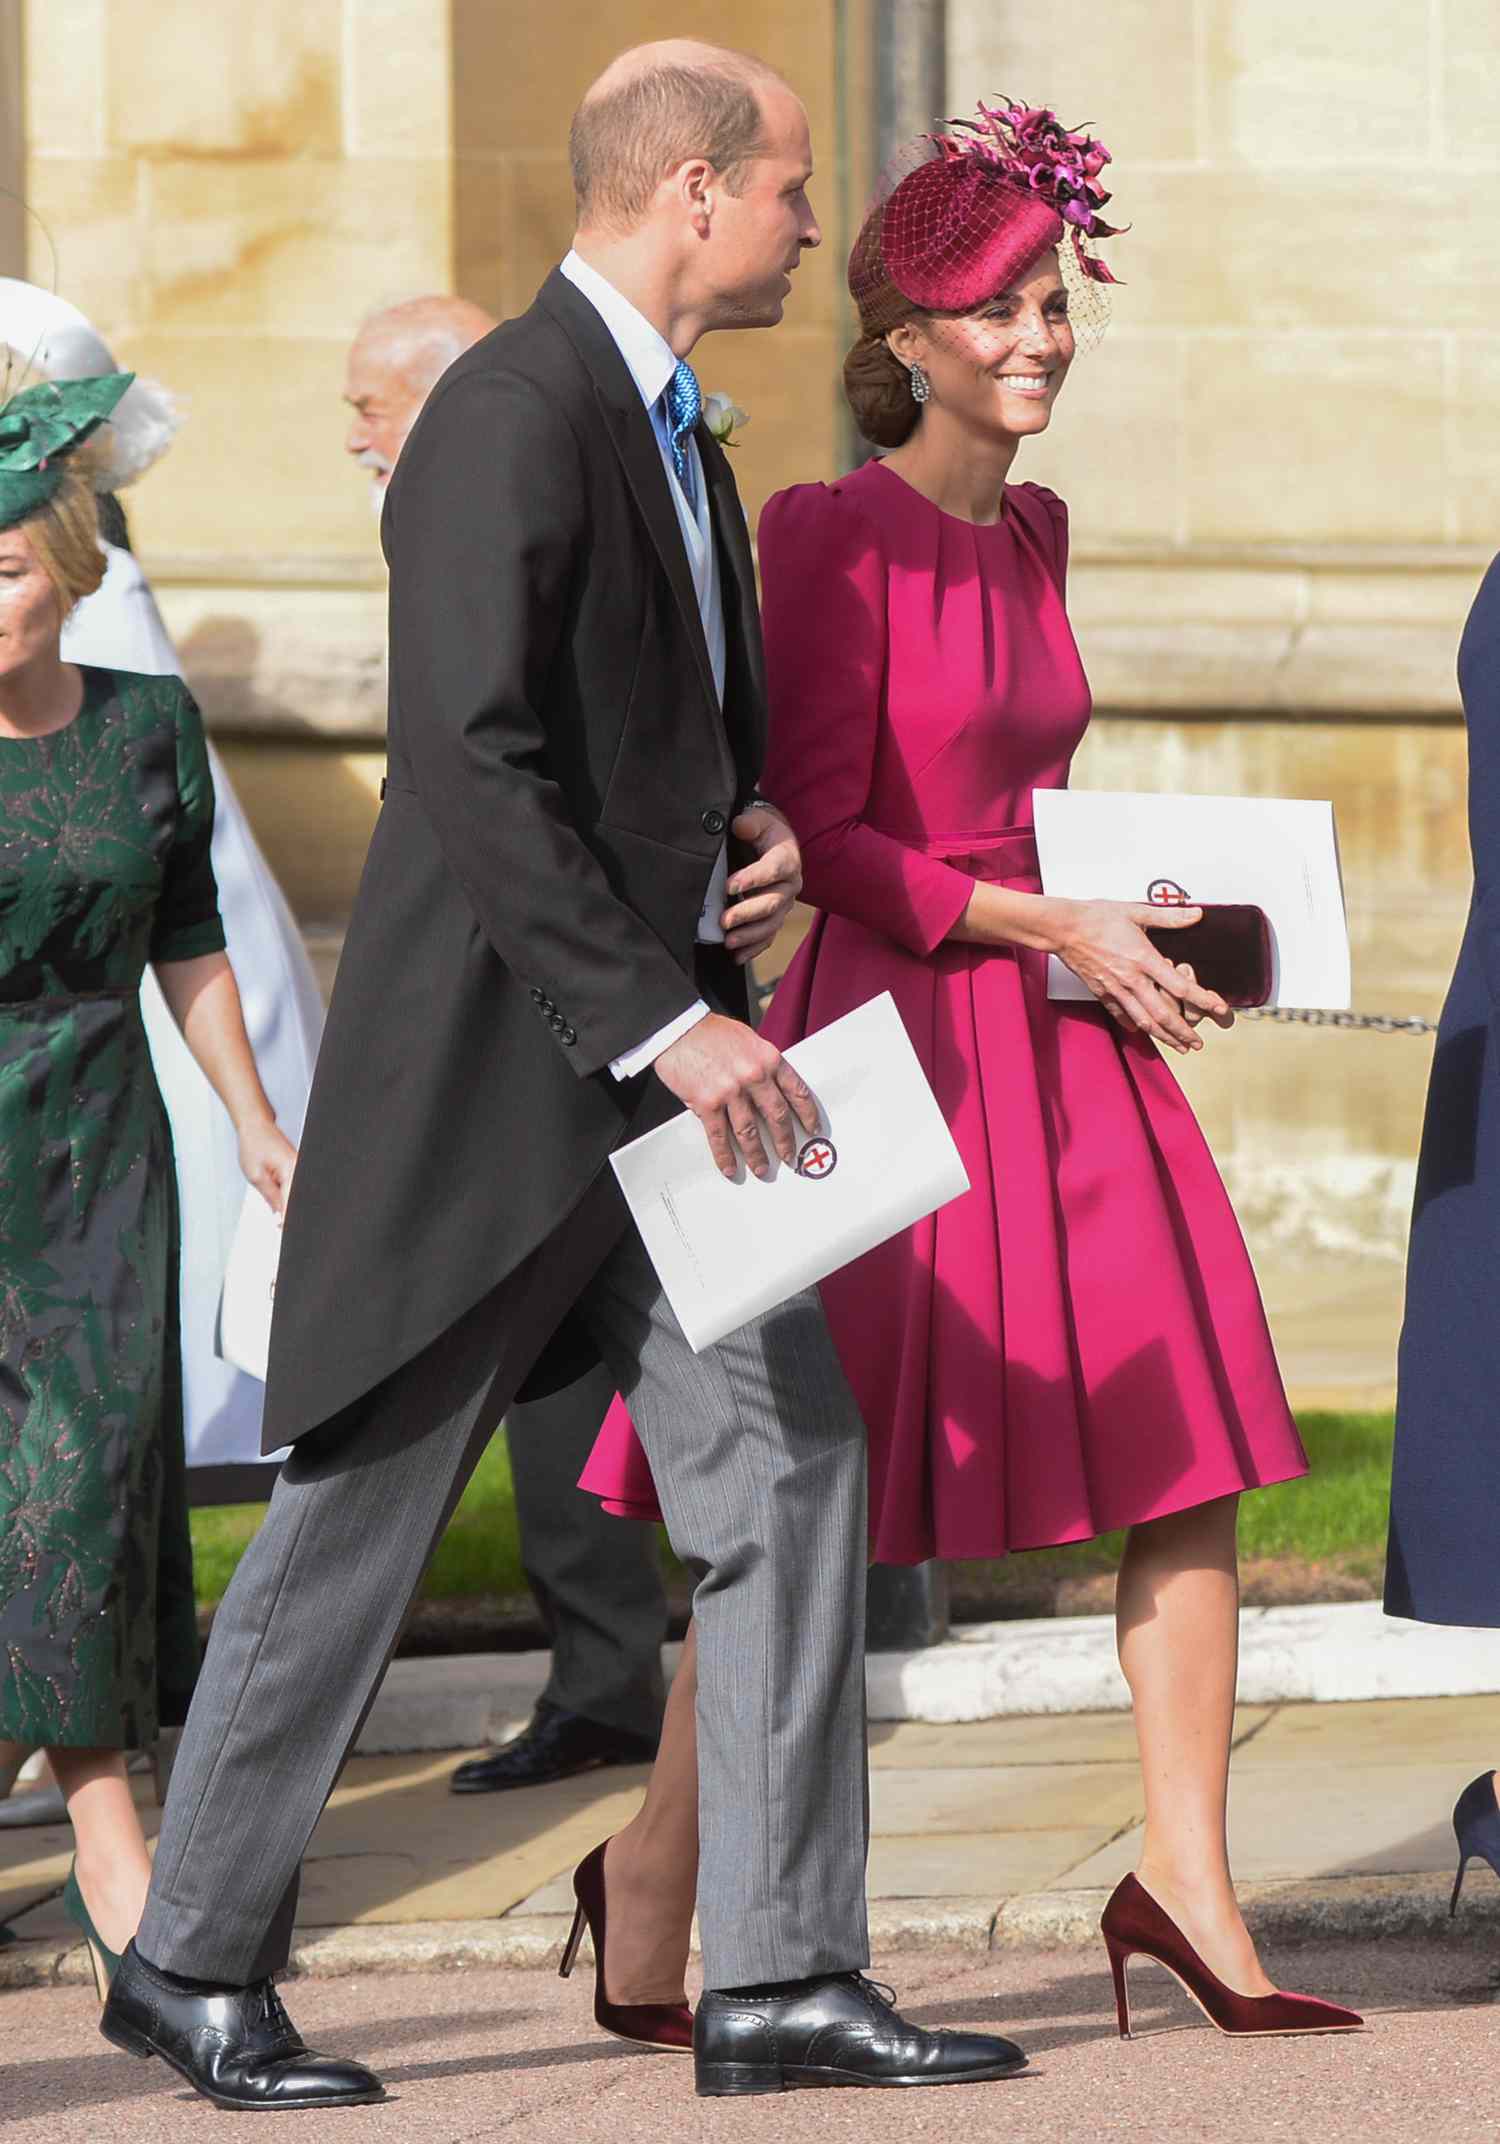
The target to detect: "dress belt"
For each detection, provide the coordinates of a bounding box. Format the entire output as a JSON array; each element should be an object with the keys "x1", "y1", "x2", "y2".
[{"x1": 896, "y1": 824, "x2": 1041, "y2": 886}]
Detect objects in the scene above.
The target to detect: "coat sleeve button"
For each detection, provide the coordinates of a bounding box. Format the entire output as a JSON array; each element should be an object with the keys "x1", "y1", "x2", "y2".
[
  {"x1": 561, "y1": 1026, "x2": 577, "y2": 1045},
  {"x1": 701, "y1": 807, "x2": 727, "y2": 837}
]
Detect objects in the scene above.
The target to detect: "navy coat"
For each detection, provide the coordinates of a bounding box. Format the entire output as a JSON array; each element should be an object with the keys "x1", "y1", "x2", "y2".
[{"x1": 1387, "y1": 556, "x2": 1500, "y2": 1625}]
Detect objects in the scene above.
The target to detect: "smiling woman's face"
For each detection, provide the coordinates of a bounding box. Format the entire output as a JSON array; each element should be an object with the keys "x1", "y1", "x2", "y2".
[
  {"x1": 0, "y1": 523, "x2": 63, "y2": 678},
  {"x1": 887, "y1": 249, "x2": 1075, "y2": 442}
]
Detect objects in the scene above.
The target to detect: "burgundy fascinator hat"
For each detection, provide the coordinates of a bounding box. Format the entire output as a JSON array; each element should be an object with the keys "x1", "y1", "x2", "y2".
[{"x1": 849, "y1": 97, "x2": 1125, "y2": 341}]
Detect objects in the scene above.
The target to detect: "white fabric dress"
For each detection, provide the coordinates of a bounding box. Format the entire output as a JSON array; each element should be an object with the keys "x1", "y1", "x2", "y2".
[{"x1": 62, "y1": 546, "x2": 323, "y2": 1474}]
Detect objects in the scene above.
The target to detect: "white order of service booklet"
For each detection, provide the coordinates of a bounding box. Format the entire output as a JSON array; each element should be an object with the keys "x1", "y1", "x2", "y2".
[
  {"x1": 1032, "y1": 788, "x2": 1351, "y2": 1011},
  {"x1": 217, "y1": 1187, "x2": 283, "y2": 1383},
  {"x1": 611, "y1": 990, "x2": 970, "y2": 1353}
]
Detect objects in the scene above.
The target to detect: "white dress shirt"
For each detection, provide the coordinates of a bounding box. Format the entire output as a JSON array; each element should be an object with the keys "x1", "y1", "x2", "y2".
[{"x1": 560, "y1": 249, "x2": 727, "y2": 1080}]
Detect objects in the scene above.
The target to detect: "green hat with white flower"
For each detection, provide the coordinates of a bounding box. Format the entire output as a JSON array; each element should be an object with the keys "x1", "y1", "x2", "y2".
[{"x1": 0, "y1": 370, "x2": 134, "y2": 531}]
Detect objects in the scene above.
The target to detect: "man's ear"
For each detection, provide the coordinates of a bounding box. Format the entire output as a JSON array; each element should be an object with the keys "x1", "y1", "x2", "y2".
[{"x1": 680, "y1": 158, "x2": 715, "y2": 238}]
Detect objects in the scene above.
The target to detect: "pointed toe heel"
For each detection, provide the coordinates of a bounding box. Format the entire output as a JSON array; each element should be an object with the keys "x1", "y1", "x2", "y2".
[
  {"x1": 560, "y1": 1840, "x2": 694, "y2": 2052},
  {"x1": 1450, "y1": 1772, "x2": 1500, "y2": 1919},
  {"x1": 1100, "y1": 1875, "x2": 1362, "y2": 2040},
  {"x1": 63, "y1": 1860, "x2": 122, "y2": 2004}
]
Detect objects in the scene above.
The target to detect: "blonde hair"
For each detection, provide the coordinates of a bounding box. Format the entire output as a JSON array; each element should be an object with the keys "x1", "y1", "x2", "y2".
[
  {"x1": 0, "y1": 346, "x2": 108, "y2": 616},
  {"x1": 20, "y1": 466, "x2": 106, "y2": 616}
]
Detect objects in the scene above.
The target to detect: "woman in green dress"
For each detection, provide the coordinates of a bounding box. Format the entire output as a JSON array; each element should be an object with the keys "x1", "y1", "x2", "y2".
[{"x1": 0, "y1": 369, "x2": 297, "y2": 1987}]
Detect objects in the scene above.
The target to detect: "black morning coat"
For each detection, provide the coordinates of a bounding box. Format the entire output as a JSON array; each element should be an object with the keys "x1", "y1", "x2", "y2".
[{"x1": 258, "y1": 269, "x2": 765, "y2": 1452}]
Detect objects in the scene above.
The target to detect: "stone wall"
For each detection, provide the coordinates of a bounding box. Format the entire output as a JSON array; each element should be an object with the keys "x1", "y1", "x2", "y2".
[
  {"x1": 15, "y1": 0, "x2": 856, "y2": 736},
  {"x1": 948, "y1": 0, "x2": 1499, "y2": 713}
]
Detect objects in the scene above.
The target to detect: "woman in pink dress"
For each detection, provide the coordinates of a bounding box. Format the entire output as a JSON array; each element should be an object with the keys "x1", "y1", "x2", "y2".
[{"x1": 578, "y1": 101, "x2": 1360, "y2": 2041}]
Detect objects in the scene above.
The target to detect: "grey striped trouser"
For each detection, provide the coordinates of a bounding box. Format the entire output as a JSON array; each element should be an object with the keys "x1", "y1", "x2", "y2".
[{"x1": 137, "y1": 1202, "x2": 871, "y2": 1989}]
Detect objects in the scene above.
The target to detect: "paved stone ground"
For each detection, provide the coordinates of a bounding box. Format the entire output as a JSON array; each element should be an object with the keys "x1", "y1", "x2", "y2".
[
  {"x1": 5, "y1": 1695, "x2": 1500, "y2": 1987},
  {"x1": 5, "y1": 1939, "x2": 1499, "y2": 2142}
]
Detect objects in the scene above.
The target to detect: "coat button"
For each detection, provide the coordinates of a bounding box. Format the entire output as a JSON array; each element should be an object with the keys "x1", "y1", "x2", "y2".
[
  {"x1": 561, "y1": 1026, "x2": 577, "y2": 1045},
  {"x1": 530, "y1": 987, "x2": 544, "y2": 1005},
  {"x1": 701, "y1": 807, "x2": 728, "y2": 837},
  {"x1": 550, "y1": 1013, "x2": 566, "y2": 1030}
]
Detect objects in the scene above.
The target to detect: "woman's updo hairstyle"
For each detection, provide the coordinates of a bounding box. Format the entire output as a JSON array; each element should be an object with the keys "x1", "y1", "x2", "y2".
[{"x1": 842, "y1": 329, "x2": 923, "y2": 450}]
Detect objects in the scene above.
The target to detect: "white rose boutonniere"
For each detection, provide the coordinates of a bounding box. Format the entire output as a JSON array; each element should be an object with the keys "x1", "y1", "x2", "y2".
[{"x1": 703, "y1": 393, "x2": 750, "y2": 449}]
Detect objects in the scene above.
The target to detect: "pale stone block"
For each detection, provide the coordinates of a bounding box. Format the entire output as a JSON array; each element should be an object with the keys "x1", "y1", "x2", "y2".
[
  {"x1": 947, "y1": 0, "x2": 1198, "y2": 165},
  {"x1": 22, "y1": 0, "x2": 105, "y2": 157},
  {"x1": 1452, "y1": 340, "x2": 1500, "y2": 549},
  {"x1": 866, "y1": 1827, "x2": 1106, "y2": 1897},
  {"x1": 23, "y1": 155, "x2": 143, "y2": 338},
  {"x1": 213, "y1": 744, "x2": 386, "y2": 921},
  {"x1": 452, "y1": 0, "x2": 837, "y2": 160},
  {"x1": 143, "y1": 158, "x2": 449, "y2": 336},
  {"x1": 1279, "y1": 623, "x2": 1463, "y2": 716},
  {"x1": 1068, "y1": 563, "x2": 1303, "y2": 631},
  {"x1": 1446, "y1": 0, "x2": 1500, "y2": 167},
  {"x1": 115, "y1": 332, "x2": 375, "y2": 563},
  {"x1": 1184, "y1": 336, "x2": 1447, "y2": 545},
  {"x1": 695, "y1": 325, "x2": 840, "y2": 531},
  {"x1": 1016, "y1": 331, "x2": 1183, "y2": 545},
  {"x1": 1199, "y1": 0, "x2": 1432, "y2": 166},
  {"x1": 1122, "y1": 170, "x2": 1500, "y2": 336},
  {"x1": 346, "y1": 0, "x2": 451, "y2": 159},
  {"x1": 106, "y1": 1, "x2": 343, "y2": 158},
  {"x1": 158, "y1": 586, "x2": 390, "y2": 747},
  {"x1": 1304, "y1": 566, "x2": 1482, "y2": 631},
  {"x1": 871, "y1": 1763, "x2": 1143, "y2": 1836},
  {"x1": 1075, "y1": 620, "x2": 1290, "y2": 712}
]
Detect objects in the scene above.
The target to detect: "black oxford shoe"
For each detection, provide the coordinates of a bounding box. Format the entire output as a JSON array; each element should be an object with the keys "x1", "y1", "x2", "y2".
[
  {"x1": 694, "y1": 1973, "x2": 1027, "y2": 2095},
  {"x1": 449, "y1": 1700, "x2": 657, "y2": 1794},
  {"x1": 100, "y1": 1942, "x2": 386, "y2": 2111}
]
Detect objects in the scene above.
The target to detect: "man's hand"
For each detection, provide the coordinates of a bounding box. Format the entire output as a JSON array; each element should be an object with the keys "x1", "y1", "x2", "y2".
[
  {"x1": 721, "y1": 805, "x2": 802, "y2": 967},
  {"x1": 654, "y1": 1012, "x2": 821, "y2": 1180}
]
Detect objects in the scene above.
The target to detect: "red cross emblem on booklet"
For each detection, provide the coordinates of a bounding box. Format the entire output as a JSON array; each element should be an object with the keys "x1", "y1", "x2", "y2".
[
  {"x1": 1147, "y1": 878, "x2": 1193, "y2": 906},
  {"x1": 795, "y1": 1137, "x2": 838, "y2": 1180}
]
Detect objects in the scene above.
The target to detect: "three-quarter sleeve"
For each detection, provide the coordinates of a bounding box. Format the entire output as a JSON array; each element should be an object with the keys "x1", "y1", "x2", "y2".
[
  {"x1": 758, "y1": 484, "x2": 975, "y2": 957},
  {"x1": 149, "y1": 680, "x2": 227, "y2": 964}
]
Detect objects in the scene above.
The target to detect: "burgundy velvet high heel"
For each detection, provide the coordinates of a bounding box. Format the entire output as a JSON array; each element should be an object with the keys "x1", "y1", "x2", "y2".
[
  {"x1": 1101, "y1": 1874, "x2": 1363, "y2": 2040},
  {"x1": 559, "y1": 1841, "x2": 694, "y2": 2052}
]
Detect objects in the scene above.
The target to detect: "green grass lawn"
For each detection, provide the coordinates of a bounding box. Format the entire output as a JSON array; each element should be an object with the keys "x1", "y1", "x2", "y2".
[{"x1": 189, "y1": 1410, "x2": 1395, "y2": 1611}]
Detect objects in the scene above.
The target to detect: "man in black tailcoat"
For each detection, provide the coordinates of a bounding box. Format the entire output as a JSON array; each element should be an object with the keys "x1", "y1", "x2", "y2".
[{"x1": 102, "y1": 39, "x2": 1026, "y2": 2109}]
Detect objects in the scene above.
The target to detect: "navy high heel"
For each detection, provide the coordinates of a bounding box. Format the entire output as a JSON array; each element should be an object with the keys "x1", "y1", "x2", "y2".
[{"x1": 1450, "y1": 1771, "x2": 1500, "y2": 1917}]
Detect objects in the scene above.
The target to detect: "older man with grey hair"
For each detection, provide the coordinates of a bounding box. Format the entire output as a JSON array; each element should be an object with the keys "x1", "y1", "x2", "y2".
[
  {"x1": 344, "y1": 292, "x2": 675, "y2": 1799},
  {"x1": 343, "y1": 295, "x2": 498, "y2": 508}
]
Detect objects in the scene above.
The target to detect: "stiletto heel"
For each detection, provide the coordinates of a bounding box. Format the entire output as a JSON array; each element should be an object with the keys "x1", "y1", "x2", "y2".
[
  {"x1": 1099, "y1": 1875, "x2": 1362, "y2": 2039},
  {"x1": 559, "y1": 1897, "x2": 588, "y2": 1980},
  {"x1": 1450, "y1": 1772, "x2": 1500, "y2": 1918},
  {"x1": 1104, "y1": 1932, "x2": 1133, "y2": 2038},
  {"x1": 559, "y1": 1840, "x2": 694, "y2": 2052},
  {"x1": 62, "y1": 1859, "x2": 122, "y2": 2003}
]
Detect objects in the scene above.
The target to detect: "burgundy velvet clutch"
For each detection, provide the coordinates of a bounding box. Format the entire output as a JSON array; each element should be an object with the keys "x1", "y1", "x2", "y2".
[{"x1": 1144, "y1": 904, "x2": 1273, "y2": 1009}]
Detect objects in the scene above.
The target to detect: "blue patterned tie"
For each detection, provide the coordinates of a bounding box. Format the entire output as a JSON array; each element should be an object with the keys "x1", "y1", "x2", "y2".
[{"x1": 664, "y1": 359, "x2": 701, "y2": 509}]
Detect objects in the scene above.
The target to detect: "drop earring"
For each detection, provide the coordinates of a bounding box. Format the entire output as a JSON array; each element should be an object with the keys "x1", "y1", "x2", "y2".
[{"x1": 909, "y1": 362, "x2": 931, "y2": 405}]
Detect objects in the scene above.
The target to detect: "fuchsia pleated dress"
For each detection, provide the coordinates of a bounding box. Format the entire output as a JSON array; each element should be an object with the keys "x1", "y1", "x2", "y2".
[{"x1": 580, "y1": 460, "x2": 1307, "y2": 1563}]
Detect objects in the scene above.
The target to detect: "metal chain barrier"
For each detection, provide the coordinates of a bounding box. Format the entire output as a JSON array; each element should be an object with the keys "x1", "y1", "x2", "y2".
[
  {"x1": 757, "y1": 976, "x2": 1437, "y2": 1034},
  {"x1": 1235, "y1": 1007, "x2": 1438, "y2": 1034}
]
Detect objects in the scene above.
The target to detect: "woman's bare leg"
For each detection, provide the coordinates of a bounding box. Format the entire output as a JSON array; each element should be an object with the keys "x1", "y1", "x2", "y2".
[
  {"x1": 48, "y1": 1747, "x2": 154, "y2": 1958},
  {"x1": 599, "y1": 1621, "x2": 699, "y2": 2004},
  {"x1": 1117, "y1": 1493, "x2": 1274, "y2": 1996}
]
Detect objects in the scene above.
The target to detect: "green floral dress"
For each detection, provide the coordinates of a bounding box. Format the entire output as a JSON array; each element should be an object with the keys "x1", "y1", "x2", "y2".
[{"x1": 0, "y1": 666, "x2": 224, "y2": 1748}]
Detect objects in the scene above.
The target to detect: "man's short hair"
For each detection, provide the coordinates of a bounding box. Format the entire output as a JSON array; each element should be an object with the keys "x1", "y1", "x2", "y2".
[{"x1": 570, "y1": 52, "x2": 782, "y2": 231}]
